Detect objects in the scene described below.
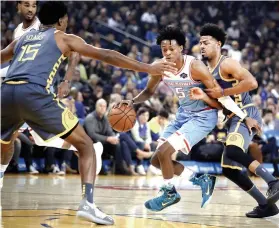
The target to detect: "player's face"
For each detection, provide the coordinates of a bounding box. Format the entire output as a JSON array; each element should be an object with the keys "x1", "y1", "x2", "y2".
[
  {"x1": 161, "y1": 40, "x2": 183, "y2": 63},
  {"x1": 18, "y1": 1, "x2": 37, "y2": 22},
  {"x1": 199, "y1": 36, "x2": 221, "y2": 60}
]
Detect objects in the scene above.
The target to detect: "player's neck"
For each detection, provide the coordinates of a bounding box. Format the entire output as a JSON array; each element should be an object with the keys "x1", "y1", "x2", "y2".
[
  {"x1": 175, "y1": 55, "x2": 184, "y2": 71},
  {"x1": 22, "y1": 18, "x2": 36, "y2": 29},
  {"x1": 208, "y1": 52, "x2": 222, "y2": 71}
]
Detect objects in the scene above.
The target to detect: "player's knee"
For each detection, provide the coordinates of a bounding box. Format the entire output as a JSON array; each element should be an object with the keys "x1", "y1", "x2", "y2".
[
  {"x1": 75, "y1": 134, "x2": 93, "y2": 152},
  {"x1": 157, "y1": 141, "x2": 175, "y2": 159}
]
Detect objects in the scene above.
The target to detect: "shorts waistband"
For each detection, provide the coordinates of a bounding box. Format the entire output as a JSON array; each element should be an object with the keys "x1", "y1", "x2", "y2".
[{"x1": 5, "y1": 80, "x2": 28, "y2": 84}]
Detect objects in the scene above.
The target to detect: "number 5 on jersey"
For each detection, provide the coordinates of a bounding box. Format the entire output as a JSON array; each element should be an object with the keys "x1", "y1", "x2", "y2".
[
  {"x1": 175, "y1": 87, "x2": 186, "y2": 98},
  {"x1": 18, "y1": 44, "x2": 41, "y2": 62}
]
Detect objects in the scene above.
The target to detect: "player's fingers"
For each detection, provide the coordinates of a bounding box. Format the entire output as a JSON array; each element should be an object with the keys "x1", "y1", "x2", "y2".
[{"x1": 248, "y1": 126, "x2": 252, "y2": 136}]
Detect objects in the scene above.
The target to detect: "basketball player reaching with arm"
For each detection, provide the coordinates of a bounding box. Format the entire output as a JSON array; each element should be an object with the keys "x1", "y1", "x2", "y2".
[
  {"x1": 0, "y1": 1, "x2": 104, "y2": 180},
  {"x1": 192, "y1": 23, "x2": 279, "y2": 218},
  {"x1": 0, "y1": 2, "x2": 177, "y2": 225}
]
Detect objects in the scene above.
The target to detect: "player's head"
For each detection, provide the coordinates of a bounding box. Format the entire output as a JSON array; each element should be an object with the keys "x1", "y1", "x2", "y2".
[
  {"x1": 156, "y1": 25, "x2": 186, "y2": 63},
  {"x1": 38, "y1": 1, "x2": 68, "y2": 32},
  {"x1": 17, "y1": 1, "x2": 37, "y2": 22},
  {"x1": 199, "y1": 23, "x2": 227, "y2": 60}
]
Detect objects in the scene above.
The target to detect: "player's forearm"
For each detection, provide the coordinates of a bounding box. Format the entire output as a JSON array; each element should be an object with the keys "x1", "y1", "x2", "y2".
[
  {"x1": 223, "y1": 79, "x2": 257, "y2": 96},
  {"x1": 218, "y1": 96, "x2": 247, "y2": 119},
  {"x1": 88, "y1": 46, "x2": 151, "y2": 73},
  {"x1": 132, "y1": 89, "x2": 153, "y2": 104},
  {"x1": 202, "y1": 95, "x2": 222, "y2": 110}
]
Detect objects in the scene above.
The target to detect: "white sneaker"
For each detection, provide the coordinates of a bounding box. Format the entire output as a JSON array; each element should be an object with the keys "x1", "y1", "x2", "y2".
[
  {"x1": 29, "y1": 165, "x2": 39, "y2": 174},
  {"x1": 77, "y1": 198, "x2": 114, "y2": 225},
  {"x1": 147, "y1": 165, "x2": 162, "y2": 176},
  {"x1": 52, "y1": 165, "x2": 65, "y2": 175},
  {"x1": 93, "y1": 142, "x2": 103, "y2": 175},
  {"x1": 136, "y1": 165, "x2": 146, "y2": 175}
]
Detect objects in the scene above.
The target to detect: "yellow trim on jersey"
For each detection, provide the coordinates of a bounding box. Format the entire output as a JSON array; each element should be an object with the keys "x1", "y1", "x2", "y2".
[
  {"x1": 0, "y1": 139, "x2": 11, "y2": 144},
  {"x1": 218, "y1": 64, "x2": 235, "y2": 82},
  {"x1": 45, "y1": 54, "x2": 67, "y2": 93},
  {"x1": 209, "y1": 55, "x2": 223, "y2": 74},
  {"x1": 5, "y1": 81, "x2": 28, "y2": 84}
]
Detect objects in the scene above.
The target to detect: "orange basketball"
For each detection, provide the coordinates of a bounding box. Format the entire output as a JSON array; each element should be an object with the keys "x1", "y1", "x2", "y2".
[{"x1": 108, "y1": 104, "x2": 136, "y2": 132}]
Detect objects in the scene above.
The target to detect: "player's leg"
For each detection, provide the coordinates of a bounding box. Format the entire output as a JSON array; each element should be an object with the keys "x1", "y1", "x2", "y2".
[
  {"x1": 1, "y1": 83, "x2": 24, "y2": 188},
  {"x1": 224, "y1": 109, "x2": 279, "y2": 205},
  {"x1": 22, "y1": 84, "x2": 113, "y2": 225},
  {"x1": 223, "y1": 167, "x2": 278, "y2": 218},
  {"x1": 145, "y1": 109, "x2": 218, "y2": 211}
]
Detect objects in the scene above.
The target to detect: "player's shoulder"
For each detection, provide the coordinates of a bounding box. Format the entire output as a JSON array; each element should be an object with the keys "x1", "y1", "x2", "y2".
[{"x1": 220, "y1": 57, "x2": 241, "y2": 70}]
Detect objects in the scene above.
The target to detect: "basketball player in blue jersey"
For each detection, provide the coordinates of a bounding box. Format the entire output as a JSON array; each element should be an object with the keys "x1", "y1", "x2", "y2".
[
  {"x1": 195, "y1": 23, "x2": 279, "y2": 218},
  {"x1": 0, "y1": 2, "x2": 178, "y2": 225}
]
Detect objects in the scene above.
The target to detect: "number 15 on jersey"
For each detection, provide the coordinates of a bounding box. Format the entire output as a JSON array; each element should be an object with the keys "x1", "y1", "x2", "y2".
[{"x1": 18, "y1": 44, "x2": 41, "y2": 62}]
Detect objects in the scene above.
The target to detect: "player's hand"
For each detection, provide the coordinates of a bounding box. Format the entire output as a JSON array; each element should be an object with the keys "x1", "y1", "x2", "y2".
[
  {"x1": 189, "y1": 87, "x2": 207, "y2": 100},
  {"x1": 148, "y1": 61, "x2": 177, "y2": 76},
  {"x1": 205, "y1": 79, "x2": 223, "y2": 98},
  {"x1": 57, "y1": 81, "x2": 71, "y2": 99},
  {"x1": 244, "y1": 117, "x2": 262, "y2": 136},
  {"x1": 113, "y1": 100, "x2": 134, "y2": 109},
  {"x1": 107, "y1": 136, "x2": 119, "y2": 145}
]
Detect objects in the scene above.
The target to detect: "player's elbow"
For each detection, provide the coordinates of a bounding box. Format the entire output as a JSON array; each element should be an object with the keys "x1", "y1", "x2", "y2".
[{"x1": 250, "y1": 79, "x2": 258, "y2": 90}]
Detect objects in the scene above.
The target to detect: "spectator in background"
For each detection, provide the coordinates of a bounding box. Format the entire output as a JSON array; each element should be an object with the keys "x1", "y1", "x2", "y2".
[
  {"x1": 262, "y1": 109, "x2": 275, "y2": 132},
  {"x1": 148, "y1": 109, "x2": 169, "y2": 142},
  {"x1": 228, "y1": 41, "x2": 242, "y2": 62},
  {"x1": 84, "y1": 99, "x2": 127, "y2": 174},
  {"x1": 227, "y1": 21, "x2": 240, "y2": 40}
]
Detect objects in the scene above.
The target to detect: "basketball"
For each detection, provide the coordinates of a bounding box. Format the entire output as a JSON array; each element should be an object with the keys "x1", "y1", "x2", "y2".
[{"x1": 108, "y1": 104, "x2": 136, "y2": 132}]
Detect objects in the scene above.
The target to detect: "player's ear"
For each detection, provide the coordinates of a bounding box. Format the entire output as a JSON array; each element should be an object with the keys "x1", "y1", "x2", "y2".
[
  {"x1": 218, "y1": 41, "x2": 222, "y2": 47},
  {"x1": 180, "y1": 46, "x2": 183, "y2": 52},
  {"x1": 58, "y1": 19, "x2": 62, "y2": 26}
]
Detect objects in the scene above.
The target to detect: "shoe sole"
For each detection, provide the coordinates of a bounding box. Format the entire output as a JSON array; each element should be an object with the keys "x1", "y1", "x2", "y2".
[
  {"x1": 202, "y1": 176, "x2": 217, "y2": 209},
  {"x1": 76, "y1": 211, "x2": 114, "y2": 225},
  {"x1": 246, "y1": 210, "x2": 279, "y2": 218},
  {"x1": 267, "y1": 190, "x2": 279, "y2": 205}
]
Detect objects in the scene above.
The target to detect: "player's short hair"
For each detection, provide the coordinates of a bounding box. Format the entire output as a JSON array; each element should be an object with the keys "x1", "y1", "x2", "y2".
[
  {"x1": 38, "y1": 1, "x2": 67, "y2": 25},
  {"x1": 158, "y1": 109, "x2": 169, "y2": 119},
  {"x1": 200, "y1": 23, "x2": 227, "y2": 46},
  {"x1": 156, "y1": 25, "x2": 186, "y2": 49}
]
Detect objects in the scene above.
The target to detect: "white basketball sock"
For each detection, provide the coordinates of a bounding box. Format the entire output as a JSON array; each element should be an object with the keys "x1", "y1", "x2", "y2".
[
  {"x1": 180, "y1": 167, "x2": 195, "y2": 180},
  {"x1": 0, "y1": 164, "x2": 8, "y2": 173}
]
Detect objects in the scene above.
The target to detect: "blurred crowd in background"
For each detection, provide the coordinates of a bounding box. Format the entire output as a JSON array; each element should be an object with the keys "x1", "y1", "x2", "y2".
[{"x1": 1, "y1": 1, "x2": 279, "y2": 176}]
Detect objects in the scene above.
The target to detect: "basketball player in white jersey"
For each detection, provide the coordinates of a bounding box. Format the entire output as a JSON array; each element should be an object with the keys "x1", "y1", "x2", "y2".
[{"x1": 117, "y1": 25, "x2": 261, "y2": 211}]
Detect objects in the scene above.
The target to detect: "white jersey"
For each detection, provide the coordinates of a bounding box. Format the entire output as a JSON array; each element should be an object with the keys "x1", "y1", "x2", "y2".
[
  {"x1": 13, "y1": 17, "x2": 40, "y2": 39},
  {"x1": 1, "y1": 17, "x2": 40, "y2": 78},
  {"x1": 162, "y1": 55, "x2": 210, "y2": 112}
]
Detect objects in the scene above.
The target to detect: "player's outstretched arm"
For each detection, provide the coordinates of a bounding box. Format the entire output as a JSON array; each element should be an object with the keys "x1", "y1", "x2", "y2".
[
  {"x1": 0, "y1": 40, "x2": 18, "y2": 64},
  {"x1": 63, "y1": 34, "x2": 177, "y2": 76},
  {"x1": 219, "y1": 58, "x2": 258, "y2": 96}
]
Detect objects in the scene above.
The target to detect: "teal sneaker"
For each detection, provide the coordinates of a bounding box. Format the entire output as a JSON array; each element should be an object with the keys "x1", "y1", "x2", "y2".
[
  {"x1": 190, "y1": 174, "x2": 216, "y2": 208},
  {"x1": 145, "y1": 185, "x2": 181, "y2": 211}
]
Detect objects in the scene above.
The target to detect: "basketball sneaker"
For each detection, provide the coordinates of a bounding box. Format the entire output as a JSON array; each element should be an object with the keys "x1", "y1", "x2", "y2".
[
  {"x1": 77, "y1": 198, "x2": 114, "y2": 225},
  {"x1": 144, "y1": 185, "x2": 181, "y2": 211},
  {"x1": 246, "y1": 204, "x2": 279, "y2": 218},
  {"x1": 266, "y1": 180, "x2": 279, "y2": 205},
  {"x1": 190, "y1": 174, "x2": 216, "y2": 208}
]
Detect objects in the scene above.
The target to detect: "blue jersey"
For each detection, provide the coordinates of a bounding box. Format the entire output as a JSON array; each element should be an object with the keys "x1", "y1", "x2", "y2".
[
  {"x1": 162, "y1": 55, "x2": 211, "y2": 112},
  {"x1": 211, "y1": 55, "x2": 253, "y2": 108},
  {"x1": 5, "y1": 28, "x2": 67, "y2": 93}
]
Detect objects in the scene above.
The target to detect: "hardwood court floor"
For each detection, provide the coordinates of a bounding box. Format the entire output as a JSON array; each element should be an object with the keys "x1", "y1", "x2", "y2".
[{"x1": 1, "y1": 174, "x2": 279, "y2": 228}]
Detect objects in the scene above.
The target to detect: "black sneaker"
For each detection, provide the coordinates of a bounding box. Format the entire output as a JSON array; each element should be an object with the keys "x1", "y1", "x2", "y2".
[
  {"x1": 246, "y1": 204, "x2": 279, "y2": 218},
  {"x1": 267, "y1": 180, "x2": 279, "y2": 205}
]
